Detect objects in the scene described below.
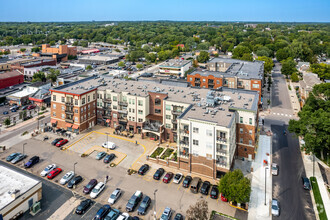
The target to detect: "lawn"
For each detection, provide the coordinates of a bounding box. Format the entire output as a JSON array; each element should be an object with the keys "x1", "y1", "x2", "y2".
[
  {"x1": 160, "y1": 148, "x2": 174, "y2": 160},
  {"x1": 310, "y1": 177, "x2": 328, "y2": 220},
  {"x1": 150, "y1": 147, "x2": 164, "y2": 158}
]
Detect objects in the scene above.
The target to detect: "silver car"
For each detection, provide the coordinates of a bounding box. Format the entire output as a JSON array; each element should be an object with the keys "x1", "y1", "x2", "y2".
[
  {"x1": 60, "y1": 171, "x2": 75, "y2": 185},
  {"x1": 271, "y1": 199, "x2": 280, "y2": 216},
  {"x1": 272, "y1": 163, "x2": 279, "y2": 176}
]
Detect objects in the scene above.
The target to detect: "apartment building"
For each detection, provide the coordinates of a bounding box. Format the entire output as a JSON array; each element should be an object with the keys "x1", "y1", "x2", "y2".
[
  {"x1": 49, "y1": 78, "x2": 97, "y2": 133},
  {"x1": 159, "y1": 59, "x2": 192, "y2": 77},
  {"x1": 187, "y1": 57, "x2": 264, "y2": 102},
  {"x1": 39, "y1": 44, "x2": 77, "y2": 62}
]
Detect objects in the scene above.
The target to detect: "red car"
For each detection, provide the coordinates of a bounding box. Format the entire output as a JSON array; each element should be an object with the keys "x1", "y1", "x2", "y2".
[
  {"x1": 27, "y1": 105, "x2": 36, "y2": 110},
  {"x1": 47, "y1": 168, "x2": 62, "y2": 179},
  {"x1": 56, "y1": 139, "x2": 68, "y2": 147},
  {"x1": 163, "y1": 172, "x2": 174, "y2": 183},
  {"x1": 220, "y1": 193, "x2": 228, "y2": 202}
]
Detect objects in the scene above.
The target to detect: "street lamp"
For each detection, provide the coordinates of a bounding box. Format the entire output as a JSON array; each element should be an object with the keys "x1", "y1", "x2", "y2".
[
  {"x1": 154, "y1": 189, "x2": 158, "y2": 220},
  {"x1": 264, "y1": 166, "x2": 269, "y2": 206},
  {"x1": 23, "y1": 143, "x2": 27, "y2": 164},
  {"x1": 73, "y1": 162, "x2": 77, "y2": 174},
  {"x1": 105, "y1": 132, "x2": 109, "y2": 153}
]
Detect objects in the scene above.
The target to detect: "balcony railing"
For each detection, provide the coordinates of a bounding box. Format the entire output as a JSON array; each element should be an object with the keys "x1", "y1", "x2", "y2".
[
  {"x1": 171, "y1": 119, "x2": 177, "y2": 124},
  {"x1": 118, "y1": 109, "x2": 128, "y2": 114},
  {"x1": 118, "y1": 118, "x2": 128, "y2": 123},
  {"x1": 65, "y1": 118, "x2": 74, "y2": 123},
  {"x1": 143, "y1": 122, "x2": 161, "y2": 132},
  {"x1": 103, "y1": 115, "x2": 111, "y2": 119},
  {"x1": 216, "y1": 149, "x2": 227, "y2": 155},
  {"x1": 65, "y1": 110, "x2": 74, "y2": 115},
  {"x1": 104, "y1": 98, "x2": 112, "y2": 103},
  {"x1": 171, "y1": 110, "x2": 182, "y2": 116},
  {"x1": 118, "y1": 101, "x2": 128, "y2": 106},
  {"x1": 180, "y1": 141, "x2": 189, "y2": 146},
  {"x1": 179, "y1": 148, "x2": 189, "y2": 158},
  {"x1": 216, "y1": 161, "x2": 227, "y2": 167},
  {"x1": 65, "y1": 102, "x2": 73, "y2": 106},
  {"x1": 216, "y1": 137, "x2": 227, "y2": 143}
]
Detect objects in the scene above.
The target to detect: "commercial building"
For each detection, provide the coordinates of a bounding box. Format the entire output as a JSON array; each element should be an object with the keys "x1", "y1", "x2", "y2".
[
  {"x1": 0, "y1": 58, "x2": 11, "y2": 72},
  {"x1": 0, "y1": 166, "x2": 42, "y2": 220},
  {"x1": 80, "y1": 49, "x2": 100, "y2": 55},
  {"x1": 0, "y1": 70, "x2": 24, "y2": 90},
  {"x1": 187, "y1": 58, "x2": 264, "y2": 103},
  {"x1": 9, "y1": 58, "x2": 56, "y2": 73},
  {"x1": 50, "y1": 76, "x2": 259, "y2": 178},
  {"x1": 78, "y1": 54, "x2": 123, "y2": 65},
  {"x1": 159, "y1": 59, "x2": 192, "y2": 77},
  {"x1": 40, "y1": 44, "x2": 77, "y2": 62}
]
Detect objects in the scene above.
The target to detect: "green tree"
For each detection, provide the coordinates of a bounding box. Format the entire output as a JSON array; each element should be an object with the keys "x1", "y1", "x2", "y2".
[
  {"x1": 218, "y1": 169, "x2": 251, "y2": 203},
  {"x1": 80, "y1": 41, "x2": 88, "y2": 47},
  {"x1": 23, "y1": 110, "x2": 27, "y2": 120},
  {"x1": 49, "y1": 41, "x2": 55, "y2": 46},
  {"x1": 197, "y1": 51, "x2": 210, "y2": 63},
  {"x1": 20, "y1": 48, "x2": 26, "y2": 52},
  {"x1": 232, "y1": 45, "x2": 251, "y2": 60},
  {"x1": 4, "y1": 118, "x2": 11, "y2": 126},
  {"x1": 281, "y1": 58, "x2": 297, "y2": 77},
  {"x1": 118, "y1": 61, "x2": 125, "y2": 67},
  {"x1": 145, "y1": 53, "x2": 157, "y2": 63},
  {"x1": 276, "y1": 47, "x2": 290, "y2": 62},
  {"x1": 291, "y1": 72, "x2": 299, "y2": 82},
  {"x1": 115, "y1": 49, "x2": 121, "y2": 53},
  {"x1": 32, "y1": 71, "x2": 46, "y2": 82},
  {"x1": 185, "y1": 200, "x2": 208, "y2": 220},
  {"x1": 310, "y1": 63, "x2": 330, "y2": 80},
  {"x1": 288, "y1": 83, "x2": 330, "y2": 160},
  {"x1": 257, "y1": 56, "x2": 274, "y2": 74},
  {"x1": 19, "y1": 111, "x2": 23, "y2": 120},
  {"x1": 31, "y1": 47, "x2": 40, "y2": 53},
  {"x1": 136, "y1": 64, "x2": 143, "y2": 69},
  {"x1": 241, "y1": 53, "x2": 253, "y2": 61},
  {"x1": 47, "y1": 69, "x2": 60, "y2": 83},
  {"x1": 86, "y1": 65, "x2": 92, "y2": 70}
]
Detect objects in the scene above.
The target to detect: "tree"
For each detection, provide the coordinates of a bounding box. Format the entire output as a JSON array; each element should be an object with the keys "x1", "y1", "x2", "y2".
[
  {"x1": 310, "y1": 63, "x2": 330, "y2": 80},
  {"x1": 291, "y1": 72, "x2": 299, "y2": 82},
  {"x1": 218, "y1": 169, "x2": 251, "y2": 203},
  {"x1": 80, "y1": 41, "x2": 88, "y2": 48},
  {"x1": 257, "y1": 56, "x2": 274, "y2": 74},
  {"x1": 197, "y1": 51, "x2": 209, "y2": 63},
  {"x1": 145, "y1": 53, "x2": 157, "y2": 63},
  {"x1": 4, "y1": 118, "x2": 11, "y2": 126},
  {"x1": 118, "y1": 61, "x2": 125, "y2": 67},
  {"x1": 23, "y1": 110, "x2": 27, "y2": 120},
  {"x1": 20, "y1": 48, "x2": 26, "y2": 52},
  {"x1": 288, "y1": 83, "x2": 330, "y2": 160},
  {"x1": 241, "y1": 53, "x2": 253, "y2": 61},
  {"x1": 281, "y1": 58, "x2": 297, "y2": 77},
  {"x1": 86, "y1": 65, "x2": 92, "y2": 70},
  {"x1": 276, "y1": 47, "x2": 290, "y2": 62},
  {"x1": 47, "y1": 69, "x2": 60, "y2": 83},
  {"x1": 232, "y1": 45, "x2": 251, "y2": 60},
  {"x1": 31, "y1": 47, "x2": 40, "y2": 53},
  {"x1": 19, "y1": 111, "x2": 23, "y2": 120},
  {"x1": 32, "y1": 71, "x2": 46, "y2": 82},
  {"x1": 185, "y1": 200, "x2": 208, "y2": 220},
  {"x1": 136, "y1": 64, "x2": 143, "y2": 69}
]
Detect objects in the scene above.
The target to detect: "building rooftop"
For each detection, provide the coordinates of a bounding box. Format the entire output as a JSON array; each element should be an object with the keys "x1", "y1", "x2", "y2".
[
  {"x1": 0, "y1": 70, "x2": 22, "y2": 80},
  {"x1": 159, "y1": 59, "x2": 192, "y2": 68},
  {"x1": 0, "y1": 165, "x2": 40, "y2": 210},
  {"x1": 78, "y1": 55, "x2": 119, "y2": 62},
  {"x1": 300, "y1": 72, "x2": 322, "y2": 90}
]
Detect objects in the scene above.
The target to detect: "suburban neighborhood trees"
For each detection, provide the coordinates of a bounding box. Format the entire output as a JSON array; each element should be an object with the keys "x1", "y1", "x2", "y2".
[
  {"x1": 257, "y1": 56, "x2": 274, "y2": 74},
  {"x1": 281, "y1": 58, "x2": 297, "y2": 78},
  {"x1": 197, "y1": 51, "x2": 209, "y2": 63},
  {"x1": 186, "y1": 200, "x2": 208, "y2": 220}
]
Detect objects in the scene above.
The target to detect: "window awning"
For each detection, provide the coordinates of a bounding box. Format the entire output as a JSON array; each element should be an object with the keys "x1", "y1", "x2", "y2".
[
  {"x1": 50, "y1": 119, "x2": 57, "y2": 124},
  {"x1": 72, "y1": 124, "x2": 79, "y2": 129},
  {"x1": 106, "y1": 119, "x2": 110, "y2": 123},
  {"x1": 65, "y1": 123, "x2": 72, "y2": 128}
]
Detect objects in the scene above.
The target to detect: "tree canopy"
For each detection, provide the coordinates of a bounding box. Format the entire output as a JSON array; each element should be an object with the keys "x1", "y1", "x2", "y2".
[
  {"x1": 310, "y1": 63, "x2": 330, "y2": 80},
  {"x1": 257, "y1": 56, "x2": 274, "y2": 74},
  {"x1": 281, "y1": 58, "x2": 297, "y2": 77},
  {"x1": 185, "y1": 200, "x2": 209, "y2": 220},
  {"x1": 197, "y1": 51, "x2": 210, "y2": 63}
]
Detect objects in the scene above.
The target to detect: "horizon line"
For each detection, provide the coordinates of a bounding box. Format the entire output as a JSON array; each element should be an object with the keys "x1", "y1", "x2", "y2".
[{"x1": 0, "y1": 20, "x2": 329, "y2": 23}]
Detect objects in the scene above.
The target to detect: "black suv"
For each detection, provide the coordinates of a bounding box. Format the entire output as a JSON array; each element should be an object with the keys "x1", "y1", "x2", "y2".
[
  {"x1": 51, "y1": 138, "x2": 63, "y2": 146},
  {"x1": 68, "y1": 176, "x2": 83, "y2": 188},
  {"x1": 200, "y1": 181, "x2": 211, "y2": 195},
  {"x1": 182, "y1": 175, "x2": 192, "y2": 188},
  {"x1": 24, "y1": 156, "x2": 40, "y2": 168},
  {"x1": 153, "y1": 168, "x2": 165, "y2": 180},
  {"x1": 138, "y1": 164, "x2": 149, "y2": 175},
  {"x1": 126, "y1": 191, "x2": 143, "y2": 212},
  {"x1": 137, "y1": 196, "x2": 151, "y2": 215}
]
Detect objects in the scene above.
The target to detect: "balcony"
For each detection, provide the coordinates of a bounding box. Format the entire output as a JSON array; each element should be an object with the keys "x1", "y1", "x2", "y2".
[
  {"x1": 237, "y1": 83, "x2": 244, "y2": 88},
  {"x1": 171, "y1": 119, "x2": 177, "y2": 124},
  {"x1": 103, "y1": 115, "x2": 111, "y2": 119},
  {"x1": 104, "y1": 98, "x2": 112, "y2": 103},
  {"x1": 216, "y1": 137, "x2": 227, "y2": 143},
  {"x1": 180, "y1": 140, "x2": 189, "y2": 147},
  {"x1": 171, "y1": 110, "x2": 182, "y2": 116},
  {"x1": 118, "y1": 109, "x2": 128, "y2": 114},
  {"x1": 181, "y1": 129, "x2": 189, "y2": 136},
  {"x1": 118, "y1": 118, "x2": 128, "y2": 123},
  {"x1": 65, "y1": 118, "x2": 74, "y2": 123},
  {"x1": 103, "y1": 105, "x2": 111, "y2": 109},
  {"x1": 216, "y1": 161, "x2": 227, "y2": 167},
  {"x1": 179, "y1": 147, "x2": 189, "y2": 158},
  {"x1": 118, "y1": 101, "x2": 128, "y2": 106},
  {"x1": 65, "y1": 102, "x2": 73, "y2": 106},
  {"x1": 143, "y1": 122, "x2": 162, "y2": 133},
  {"x1": 65, "y1": 110, "x2": 74, "y2": 115},
  {"x1": 216, "y1": 149, "x2": 227, "y2": 155}
]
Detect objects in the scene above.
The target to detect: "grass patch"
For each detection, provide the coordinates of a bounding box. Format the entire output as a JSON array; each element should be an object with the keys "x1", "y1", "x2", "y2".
[
  {"x1": 161, "y1": 148, "x2": 174, "y2": 160},
  {"x1": 21, "y1": 131, "x2": 29, "y2": 136},
  {"x1": 210, "y1": 210, "x2": 238, "y2": 220},
  {"x1": 310, "y1": 177, "x2": 327, "y2": 220},
  {"x1": 150, "y1": 147, "x2": 164, "y2": 158}
]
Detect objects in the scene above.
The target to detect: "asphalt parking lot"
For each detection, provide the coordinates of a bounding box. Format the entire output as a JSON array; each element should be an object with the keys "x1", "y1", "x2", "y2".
[{"x1": 1, "y1": 132, "x2": 247, "y2": 219}]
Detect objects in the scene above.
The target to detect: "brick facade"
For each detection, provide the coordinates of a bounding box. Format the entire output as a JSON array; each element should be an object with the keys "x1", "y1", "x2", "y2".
[{"x1": 236, "y1": 123, "x2": 256, "y2": 159}]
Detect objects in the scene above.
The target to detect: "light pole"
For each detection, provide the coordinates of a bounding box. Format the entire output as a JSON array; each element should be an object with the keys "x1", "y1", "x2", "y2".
[
  {"x1": 105, "y1": 132, "x2": 109, "y2": 153},
  {"x1": 154, "y1": 189, "x2": 158, "y2": 220},
  {"x1": 73, "y1": 162, "x2": 77, "y2": 174},
  {"x1": 23, "y1": 143, "x2": 27, "y2": 164},
  {"x1": 264, "y1": 166, "x2": 269, "y2": 205}
]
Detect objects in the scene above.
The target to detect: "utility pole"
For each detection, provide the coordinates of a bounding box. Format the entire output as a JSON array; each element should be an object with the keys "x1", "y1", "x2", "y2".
[
  {"x1": 105, "y1": 132, "x2": 109, "y2": 153},
  {"x1": 73, "y1": 162, "x2": 77, "y2": 174}
]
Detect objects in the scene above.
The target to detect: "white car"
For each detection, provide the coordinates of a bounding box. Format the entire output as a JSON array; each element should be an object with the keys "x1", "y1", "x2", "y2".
[
  {"x1": 102, "y1": 142, "x2": 116, "y2": 150},
  {"x1": 108, "y1": 188, "x2": 122, "y2": 205},
  {"x1": 272, "y1": 163, "x2": 279, "y2": 176},
  {"x1": 173, "y1": 173, "x2": 183, "y2": 184},
  {"x1": 40, "y1": 164, "x2": 57, "y2": 177},
  {"x1": 60, "y1": 171, "x2": 75, "y2": 185},
  {"x1": 117, "y1": 212, "x2": 130, "y2": 220},
  {"x1": 160, "y1": 207, "x2": 172, "y2": 220},
  {"x1": 271, "y1": 199, "x2": 280, "y2": 216},
  {"x1": 90, "y1": 182, "x2": 105, "y2": 199}
]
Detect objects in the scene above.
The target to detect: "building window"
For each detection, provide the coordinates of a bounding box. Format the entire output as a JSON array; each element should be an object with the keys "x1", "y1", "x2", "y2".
[
  {"x1": 53, "y1": 104, "x2": 56, "y2": 109},
  {"x1": 113, "y1": 105, "x2": 117, "y2": 110},
  {"x1": 138, "y1": 100, "x2": 143, "y2": 106},
  {"x1": 249, "y1": 140, "x2": 252, "y2": 145},
  {"x1": 240, "y1": 128, "x2": 243, "y2": 134},
  {"x1": 75, "y1": 117, "x2": 78, "y2": 122},
  {"x1": 138, "y1": 110, "x2": 143, "y2": 115},
  {"x1": 138, "y1": 118, "x2": 143, "y2": 122},
  {"x1": 61, "y1": 106, "x2": 65, "y2": 111},
  {"x1": 132, "y1": 99, "x2": 135, "y2": 105},
  {"x1": 113, "y1": 96, "x2": 117, "y2": 101},
  {"x1": 165, "y1": 105, "x2": 171, "y2": 111},
  {"x1": 252, "y1": 84, "x2": 260, "y2": 89},
  {"x1": 81, "y1": 116, "x2": 83, "y2": 121},
  {"x1": 75, "y1": 99, "x2": 78, "y2": 105},
  {"x1": 240, "y1": 138, "x2": 243, "y2": 143},
  {"x1": 249, "y1": 118, "x2": 252, "y2": 125},
  {"x1": 82, "y1": 98, "x2": 85, "y2": 105},
  {"x1": 88, "y1": 112, "x2": 90, "y2": 117},
  {"x1": 88, "y1": 96, "x2": 90, "y2": 102},
  {"x1": 81, "y1": 107, "x2": 84, "y2": 112},
  {"x1": 202, "y1": 78, "x2": 206, "y2": 82},
  {"x1": 166, "y1": 115, "x2": 171, "y2": 119},
  {"x1": 113, "y1": 113, "x2": 117, "y2": 118},
  {"x1": 240, "y1": 117, "x2": 243, "y2": 123},
  {"x1": 166, "y1": 124, "x2": 171, "y2": 128},
  {"x1": 61, "y1": 113, "x2": 64, "y2": 119},
  {"x1": 93, "y1": 94, "x2": 95, "y2": 100},
  {"x1": 53, "y1": 112, "x2": 56, "y2": 116},
  {"x1": 132, "y1": 109, "x2": 135, "y2": 113},
  {"x1": 217, "y1": 80, "x2": 220, "y2": 84},
  {"x1": 249, "y1": 130, "x2": 252, "y2": 135},
  {"x1": 193, "y1": 139, "x2": 199, "y2": 146},
  {"x1": 129, "y1": 108, "x2": 131, "y2": 113},
  {"x1": 74, "y1": 109, "x2": 78, "y2": 113},
  {"x1": 88, "y1": 105, "x2": 90, "y2": 110},
  {"x1": 53, "y1": 95, "x2": 56, "y2": 101},
  {"x1": 155, "y1": 98, "x2": 161, "y2": 106},
  {"x1": 132, "y1": 117, "x2": 135, "y2": 121},
  {"x1": 61, "y1": 97, "x2": 65, "y2": 103},
  {"x1": 190, "y1": 77, "x2": 193, "y2": 81},
  {"x1": 193, "y1": 127, "x2": 199, "y2": 133},
  {"x1": 206, "y1": 130, "x2": 212, "y2": 136},
  {"x1": 155, "y1": 109, "x2": 161, "y2": 114}
]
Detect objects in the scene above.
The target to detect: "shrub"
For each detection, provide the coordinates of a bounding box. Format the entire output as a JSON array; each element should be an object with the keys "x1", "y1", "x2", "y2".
[
  {"x1": 161, "y1": 148, "x2": 174, "y2": 160},
  {"x1": 150, "y1": 147, "x2": 164, "y2": 158}
]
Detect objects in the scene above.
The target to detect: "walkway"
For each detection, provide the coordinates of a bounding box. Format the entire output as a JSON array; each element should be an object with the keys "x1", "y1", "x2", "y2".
[{"x1": 248, "y1": 135, "x2": 272, "y2": 220}]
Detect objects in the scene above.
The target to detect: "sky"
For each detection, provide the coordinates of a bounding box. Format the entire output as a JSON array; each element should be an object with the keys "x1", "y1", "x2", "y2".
[{"x1": 0, "y1": 0, "x2": 329, "y2": 22}]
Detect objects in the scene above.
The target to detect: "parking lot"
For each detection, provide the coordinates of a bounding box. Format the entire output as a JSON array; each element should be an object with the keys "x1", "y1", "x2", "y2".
[{"x1": 1, "y1": 128, "x2": 247, "y2": 220}]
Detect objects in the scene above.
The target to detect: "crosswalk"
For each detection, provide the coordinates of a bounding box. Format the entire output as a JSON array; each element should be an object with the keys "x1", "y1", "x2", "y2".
[{"x1": 272, "y1": 112, "x2": 293, "y2": 117}]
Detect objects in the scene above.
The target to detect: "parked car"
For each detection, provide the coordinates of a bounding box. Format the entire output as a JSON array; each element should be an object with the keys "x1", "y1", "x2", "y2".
[
  {"x1": 108, "y1": 188, "x2": 122, "y2": 205},
  {"x1": 163, "y1": 172, "x2": 174, "y2": 183},
  {"x1": 137, "y1": 196, "x2": 151, "y2": 215},
  {"x1": 6, "y1": 152, "x2": 20, "y2": 162},
  {"x1": 190, "y1": 177, "x2": 202, "y2": 194},
  {"x1": 21, "y1": 105, "x2": 28, "y2": 110},
  {"x1": 90, "y1": 182, "x2": 105, "y2": 198},
  {"x1": 117, "y1": 213, "x2": 130, "y2": 220},
  {"x1": 200, "y1": 181, "x2": 211, "y2": 195},
  {"x1": 68, "y1": 176, "x2": 83, "y2": 188},
  {"x1": 27, "y1": 105, "x2": 36, "y2": 110},
  {"x1": 104, "y1": 208, "x2": 120, "y2": 220},
  {"x1": 173, "y1": 173, "x2": 183, "y2": 184},
  {"x1": 271, "y1": 199, "x2": 280, "y2": 216},
  {"x1": 10, "y1": 108, "x2": 17, "y2": 112},
  {"x1": 10, "y1": 106, "x2": 18, "y2": 111},
  {"x1": 47, "y1": 168, "x2": 62, "y2": 179},
  {"x1": 96, "y1": 151, "x2": 107, "y2": 160},
  {"x1": 104, "y1": 153, "x2": 116, "y2": 163},
  {"x1": 210, "y1": 185, "x2": 219, "y2": 199},
  {"x1": 40, "y1": 164, "x2": 57, "y2": 176},
  {"x1": 11, "y1": 153, "x2": 27, "y2": 164},
  {"x1": 56, "y1": 139, "x2": 68, "y2": 147},
  {"x1": 51, "y1": 138, "x2": 63, "y2": 146},
  {"x1": 24, "y1": 156, "x2": 40, "y2": 168},
  {"x1": 153, "y1": 168, "x2": 165, "y2": 180},
  {"x1": 3, "y1": 111, "x2": 9, "y2": 115},
  {"x1": 102, "y1": 141, "x2": 116, "y2": 149},
  {"x1": 75, "y1": 199, "x2": 92, "y2": 215},
  {"x1": 138, "y1": 164, "x2": 149, "y2": 175},
  {"x1": 174, "y1": 213, "x2": 183, "y2": 220},
  {"x1": 302, "y1": 177, "x2": 311, "y2": 190},
  {"x1": 60, "y1": 171, "x2": 75, "y2": 185},
  {"x1": 220, "y1": 193, "x2": 228, "y2": 202},
  {"x1": 83, "y1": 179, "x2": 98, "y2": 194},
  {"x1": 182, "y1": 175, "x2": 192, "y2": 188},
  {"x1": 94, "y1": 204, "x2": 111, "y2": 220},
  {"x1": 272, "y1": 163, "x2": 279, "y2": 176},
  {"x1": 160, "y1": 207, "x2": 172, "y2": 220},
  {"x1": 126, "y1": 190, "x2": 143, "y2": 212}
]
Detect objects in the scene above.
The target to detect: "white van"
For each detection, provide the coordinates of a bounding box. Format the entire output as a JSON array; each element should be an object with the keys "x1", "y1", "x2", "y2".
[{"x1": 102, "y1": 142, "x2": 116, "y2": 150}]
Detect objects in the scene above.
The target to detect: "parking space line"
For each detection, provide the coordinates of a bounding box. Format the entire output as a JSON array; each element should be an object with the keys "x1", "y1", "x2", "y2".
[
  {"x1": 177, "y1": 184, "x2": 181, "y2": 191},
  {"x1": 62, "y1": 132, "x2": 94, "y2": 151},
  {"x1": 156, "y1": 206, "x2": 164, "y2": 219},
  {"x1": 81, "y1": 201, "x2": 96, "y2": 219},
  {"x1": 217, "y1": 197, "x2": 220, "y2": 203},
  {"x1": 167, "y1": 180, "x2": 173, "y2": 188}
]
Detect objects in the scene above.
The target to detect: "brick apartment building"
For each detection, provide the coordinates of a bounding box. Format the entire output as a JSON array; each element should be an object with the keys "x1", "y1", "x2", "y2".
[
  {"x1": 187, "y1": 57, "x2": 264, "y2": 103},
  {"x1": 36, "y1": 44, "x2": 77, "y2": 62},
  {"x1": 9, "y1": 58, "x2": 56, "y2": 73},
  {"x1": 0, "y1": 70, "x2": 24, "y2": 89},
  {"x1": 50, "y1": 76, "x2": 259, "y2": 178}
]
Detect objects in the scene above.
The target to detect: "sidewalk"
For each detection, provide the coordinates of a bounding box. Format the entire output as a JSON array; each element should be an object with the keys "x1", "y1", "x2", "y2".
[
  {"x1": 301, "y1": 151, "x2": 330, "y2": 219},
  {"x1": 286, "y1": 80, "x2": 301, "y2": 116},
  {"x1": 248, "y1": 135, "x2": 272, "y2": 220}
]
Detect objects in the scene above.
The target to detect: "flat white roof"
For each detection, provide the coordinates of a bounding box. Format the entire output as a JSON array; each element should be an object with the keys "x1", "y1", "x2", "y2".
[{"x1": 0, "y1": 165, "x2": 40, "y2": 210}]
